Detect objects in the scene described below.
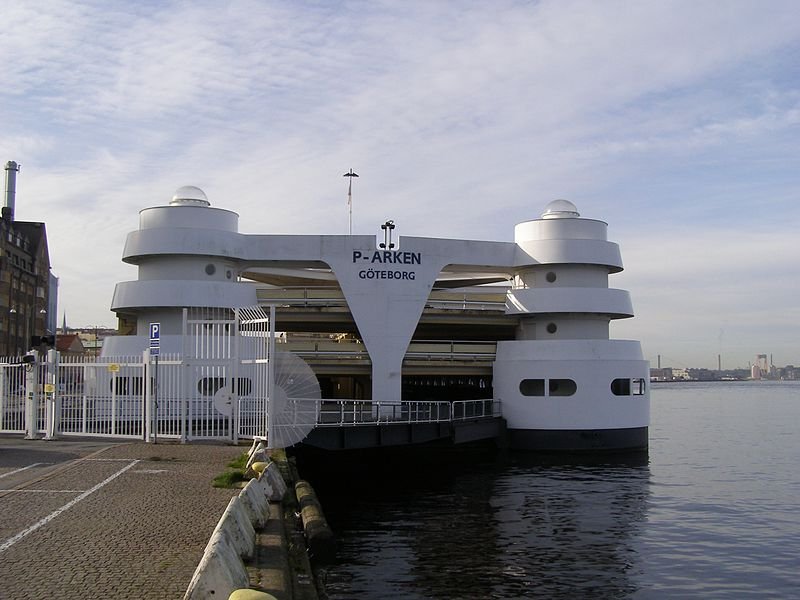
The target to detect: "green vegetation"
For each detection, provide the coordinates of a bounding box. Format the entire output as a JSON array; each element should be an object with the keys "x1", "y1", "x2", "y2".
[
  {"x1": 227, "y1": 452, "x2": 249, "y2": 470},
  {"x1": 212, "y1": 451, "x2": 249, "y2": 488}
]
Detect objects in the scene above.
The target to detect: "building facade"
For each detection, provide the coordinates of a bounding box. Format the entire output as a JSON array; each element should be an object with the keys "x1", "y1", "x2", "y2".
[
  {"x1": 104, "y1": 186, "x2": 650, "y2": 452},
  {"x1": 1, "y1": 161, "x2": 54, "y2": 356}
]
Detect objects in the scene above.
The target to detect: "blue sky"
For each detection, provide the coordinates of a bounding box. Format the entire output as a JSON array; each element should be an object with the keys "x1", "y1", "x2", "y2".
[{"x1": 1, "y1": 0, "x2": 798, "y2": 369}]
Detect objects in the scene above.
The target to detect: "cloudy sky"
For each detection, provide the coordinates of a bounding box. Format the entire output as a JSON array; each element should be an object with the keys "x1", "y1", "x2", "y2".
[{"x1": 1, "y1": 0, "x2": 798, "y2": 369}]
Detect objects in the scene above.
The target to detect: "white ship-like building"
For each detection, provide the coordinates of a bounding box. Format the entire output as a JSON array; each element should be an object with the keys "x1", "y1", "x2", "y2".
[{"x1": 104, "y1": 187, "x2": 649, "y2": 452}]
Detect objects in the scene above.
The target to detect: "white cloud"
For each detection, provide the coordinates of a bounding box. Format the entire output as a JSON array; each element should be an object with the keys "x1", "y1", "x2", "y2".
[{"x1": 0, "y1": 0, "x2": 797, "y2": 363}]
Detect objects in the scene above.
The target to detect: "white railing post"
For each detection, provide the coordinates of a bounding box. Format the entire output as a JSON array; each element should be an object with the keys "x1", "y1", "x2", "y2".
[
  {"x1": 81, "y1": 361, "x2": 88, "y2": 434},
  {"x1": 143, "y1": 348, "x2": 152, "y2": 442},
  {"x1": 181, "y1": 308, "x2": 188, "y2": 443},
  {"x1": 24, "y1": 350, "x2": 39, "y2": 439},
  {"x1": 110, "y1": 364, "x2": 117, "y2": 437},
  {"x1": 44, "y1": 348, "x2": 58, "y2": 439},
  {"x1": 267, "y1": 305, "x2": 276, "y2": 446},
  {"x1": 0, "y1": 362, "x2": 5, "y2": 431},
  {"x1": 232, "y1": 308, "x2": 240, "y2": 445}
]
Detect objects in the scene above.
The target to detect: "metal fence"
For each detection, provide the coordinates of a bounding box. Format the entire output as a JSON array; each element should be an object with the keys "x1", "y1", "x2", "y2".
[
  {"x1": 0, "y1": 304, "x2": 500, "y2": 446},
  {"x1": 0, "y1": 358, "x2": 30, "y2": 434}
]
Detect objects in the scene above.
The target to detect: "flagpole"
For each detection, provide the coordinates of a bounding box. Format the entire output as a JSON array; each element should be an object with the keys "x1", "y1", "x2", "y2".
[{"x1": 343, "y1": 169, "x2": 359, "y2": 235}]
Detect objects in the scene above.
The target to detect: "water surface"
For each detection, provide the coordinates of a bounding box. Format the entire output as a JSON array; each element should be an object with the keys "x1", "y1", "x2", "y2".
[{"x1": 298, "y1": 381, "x2": 800, "y2": 598}]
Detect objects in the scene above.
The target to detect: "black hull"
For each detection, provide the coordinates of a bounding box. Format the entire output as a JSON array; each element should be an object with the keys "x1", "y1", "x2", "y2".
[{"x1": 508, "y1": 426, "x2": 648, "y2": 452}]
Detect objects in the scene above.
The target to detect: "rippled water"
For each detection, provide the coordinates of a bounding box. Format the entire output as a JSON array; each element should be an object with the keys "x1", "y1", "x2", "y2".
[{"x1": 296, "y1": 381, "x2": 800, "y2": 599}]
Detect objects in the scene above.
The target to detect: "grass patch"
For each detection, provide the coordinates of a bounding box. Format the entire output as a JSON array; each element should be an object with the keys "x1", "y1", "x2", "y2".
[
  {"x1": 227, "y1": 452, "x2": 249, "y2": 470},
  {"x1": 212, "y1": 469, "x2": 247, "y2": 488},
  {"x1": 212, "y1": 451, "x2": 250, "y2": 488}
]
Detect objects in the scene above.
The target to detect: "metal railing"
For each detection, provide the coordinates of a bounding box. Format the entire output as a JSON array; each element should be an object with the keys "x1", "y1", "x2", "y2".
[
  {"x1": 280, "y1": 338, "x2": 497, "y2": 362},
  {"x1": 257, "y1": 286, "x2": 508, "y2": 312},
  {"x1": 1, "y1": 352, "x2": 502, "y2": 442},
  {"x1": 314, "y1": 398, "x2": 501, "y2": 427}
]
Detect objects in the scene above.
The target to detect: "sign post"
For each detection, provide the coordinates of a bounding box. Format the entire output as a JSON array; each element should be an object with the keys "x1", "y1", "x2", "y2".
[{"x1": 149, "y1": 323, "x2": 160, "y2": 443}]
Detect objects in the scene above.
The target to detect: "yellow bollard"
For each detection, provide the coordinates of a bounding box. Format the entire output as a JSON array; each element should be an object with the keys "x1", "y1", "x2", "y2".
[
  {"x1": 229, "y1": 589, "x2": 278, "y2": 600},
  {"x1": 250, "y1": 461, "x2": 268, "y2": 475}
]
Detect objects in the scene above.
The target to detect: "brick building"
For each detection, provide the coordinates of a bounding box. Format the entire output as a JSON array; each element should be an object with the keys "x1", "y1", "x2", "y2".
[{"x1": 1, "y1": 161, "x2": 55, "y2": 356}]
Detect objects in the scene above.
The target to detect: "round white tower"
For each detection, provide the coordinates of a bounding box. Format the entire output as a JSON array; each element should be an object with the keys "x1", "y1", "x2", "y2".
[
  {"x1": 103, "y1": 186, "x2": 257, "y2": 356},
  {"x1": 493, "y1": 200, "x2": 649, "y2": 451}
]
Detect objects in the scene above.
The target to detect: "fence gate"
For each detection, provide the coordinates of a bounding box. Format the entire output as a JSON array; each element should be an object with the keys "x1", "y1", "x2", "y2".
[
  {"x1": 181, "y1": 306, "x2": 272, "y2": 443},
  {"x1": 0, "y1": 359, "x2": 34, "y2": 434},
  {"x1": 0, "y1": 306, "x2": 275, "y2": 443}
]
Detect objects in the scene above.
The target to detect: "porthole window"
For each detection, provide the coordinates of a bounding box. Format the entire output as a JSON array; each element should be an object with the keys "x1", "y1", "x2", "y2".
[
  {"x1": 611, "y1": 378, "x2": 631, "y2": 396},
  {"x1": 205, "y1": 263, "x2": 216, "y2": 275},
  {"x1": 110, "y1": 377, "x2": 145, "y2": 395},
  {"x1": 520, "y1": 378, "x2": 576, "y2": 397},
  {"x1": 546, "y1": 271, "x2": 557, "y2": 283},
  {"x1": 234, "y1": 378, "x2": 253, "y2": 395},
  {"x1": 198, "y1": 377, "x2": 253, "y2": 396},
  {"x1": 546, "y1": 322, "x2": 557, "y2": 334},
  {"x1": 520, "y1": 379, "x2": 545, "y2": 396},
  {"x1": 199, "y1": 377, "x2": 226, "y2": 396},
  {"x1": 611, "y1": 378, "x2": 647, "y2": 396},
  {"x1": 226, "y1": 270, "x2": 232, "y2": 279},
  {"x1": 549, "y1": 379, "x2": 577, "y2": 396}
]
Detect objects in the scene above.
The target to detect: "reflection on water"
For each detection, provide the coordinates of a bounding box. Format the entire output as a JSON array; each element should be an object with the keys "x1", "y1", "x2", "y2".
[
  {"x1": 295, "y1": 449, "x2": 651, "y2": 599},
  {"x1": 294, "y1": 382, "x2": 800, "y2": 598}
]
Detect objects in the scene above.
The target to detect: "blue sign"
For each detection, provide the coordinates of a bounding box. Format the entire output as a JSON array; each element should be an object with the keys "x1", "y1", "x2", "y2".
[{"x1": 149, "y1": 322, "x2": 161, "y2": 356}]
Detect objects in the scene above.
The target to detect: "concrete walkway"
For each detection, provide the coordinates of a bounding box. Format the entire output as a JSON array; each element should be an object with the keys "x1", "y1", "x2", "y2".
[{"x1": 0, "y1": 438, "x2": 243, "y2": 599}]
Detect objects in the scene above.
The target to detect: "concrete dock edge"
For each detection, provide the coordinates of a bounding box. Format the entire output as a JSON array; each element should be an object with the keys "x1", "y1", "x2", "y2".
[{"x1": 184, "y1": 445, "x2": 321, "y2": 600}]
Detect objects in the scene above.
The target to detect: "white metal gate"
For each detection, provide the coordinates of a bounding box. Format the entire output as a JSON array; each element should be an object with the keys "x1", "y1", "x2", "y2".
[
  {"x1": 0, "y1": 358, "x2": 36, "y2": 434},
  {"x1": 181, "y1": 306, "x2": 272, "y2": 443},
  {"x1": 0, "y1": 305, "x2": 275, "y2": 444}
]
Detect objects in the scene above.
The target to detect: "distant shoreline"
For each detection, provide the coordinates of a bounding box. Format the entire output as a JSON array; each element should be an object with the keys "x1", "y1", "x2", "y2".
[{"x1": 650, "y1": 379, "x2": 795, "y2": 383}]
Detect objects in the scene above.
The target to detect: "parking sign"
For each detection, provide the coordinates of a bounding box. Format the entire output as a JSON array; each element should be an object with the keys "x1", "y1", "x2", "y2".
[{"x1": 149, "y1": 322, "x2": 161, "y2": 355}]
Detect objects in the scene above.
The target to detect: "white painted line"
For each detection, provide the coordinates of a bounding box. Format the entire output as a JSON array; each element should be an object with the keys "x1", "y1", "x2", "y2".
[
  {"x1": 1, "y1": 490, "x2": 86, "y2": 493},
  {"x1": 0, "y1": 459, "x2": 140, "y2": 554},
  {"x1": 0, "y1": 463, "x2": 52, "y2": 479}
]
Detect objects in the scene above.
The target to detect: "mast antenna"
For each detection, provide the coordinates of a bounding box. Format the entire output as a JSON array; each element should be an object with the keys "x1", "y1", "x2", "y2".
[{"x1": 343, "y1": 169, "x2": 359, "y2": 234}]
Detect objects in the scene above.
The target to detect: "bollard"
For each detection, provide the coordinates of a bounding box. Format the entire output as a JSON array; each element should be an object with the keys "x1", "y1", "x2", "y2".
[
  {"x1": 295, "y1": 480, "x2": 335, "y2": 563},
  {"x1": 229, "y1": 589, "x2": 278, "y2": 599}
]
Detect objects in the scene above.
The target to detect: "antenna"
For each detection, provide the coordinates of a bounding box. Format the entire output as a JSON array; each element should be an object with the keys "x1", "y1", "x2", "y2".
[{"x1": 343, "y1": 169, "x2": 359, "y2": 234}]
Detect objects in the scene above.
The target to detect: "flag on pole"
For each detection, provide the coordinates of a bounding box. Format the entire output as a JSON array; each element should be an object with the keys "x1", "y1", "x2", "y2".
[
  {"x1": 344, "y1": 169, "x2": 358, "y2": 235},
  {"x1": 344, "y1": 169, "x2": 358, "y2": 206}
]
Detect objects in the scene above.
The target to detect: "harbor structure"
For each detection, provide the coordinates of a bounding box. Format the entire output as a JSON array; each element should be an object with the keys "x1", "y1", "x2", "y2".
[{"x1": 104, "y1": 187, "x2": 649, "y2": 451}]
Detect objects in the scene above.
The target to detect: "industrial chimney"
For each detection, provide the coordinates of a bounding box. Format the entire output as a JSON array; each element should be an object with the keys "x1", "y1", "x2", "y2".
[{"x1": 3, "y1": 160, "x2": 20, "y2": 221}]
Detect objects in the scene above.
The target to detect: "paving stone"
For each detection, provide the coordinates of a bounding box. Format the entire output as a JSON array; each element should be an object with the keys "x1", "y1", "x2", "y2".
[{"x1": 0, "y1": 440, "x2": 244, "y2": 599}]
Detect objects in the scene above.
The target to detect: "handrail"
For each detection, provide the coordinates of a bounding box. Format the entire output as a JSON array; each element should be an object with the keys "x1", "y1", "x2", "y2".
[
  {"x1": 257, "y1": 286, "x2": 507, "y2": 311},
  {"x1": 279, "y1": 339, "x2": 497, "y2": 361},
  {"x1": 312, "y1": 398, "x2": 501, "y2": 427}
]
